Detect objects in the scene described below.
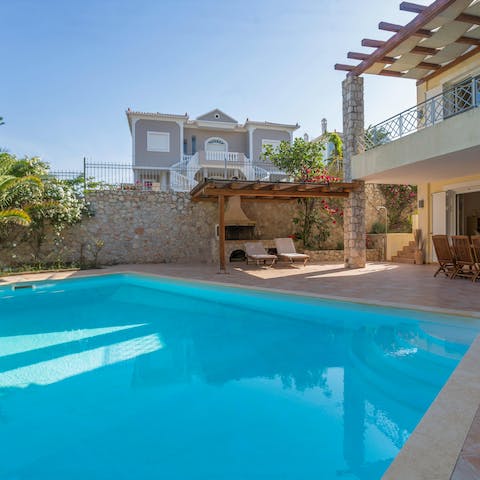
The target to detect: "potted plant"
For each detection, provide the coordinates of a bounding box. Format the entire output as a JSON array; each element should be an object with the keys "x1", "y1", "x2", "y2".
[{"x1": 413, "y1": 229, "x2": 425, "y2": 265}]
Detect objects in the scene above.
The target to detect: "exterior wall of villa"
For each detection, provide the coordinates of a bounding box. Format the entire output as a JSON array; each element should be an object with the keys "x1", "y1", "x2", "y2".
[
  {"x1": 134, "y1": 119, "x2": 182, "y2": 168},
  {"x1": 416, "y1": 173, "x2": 480, "y2": 262},
  {"x1": 196, "y1": 111, "x2": 237, "y2": 123},
  {"x1": 251, "y1": 128, "x2": 291, "y2": 163},
  {"x1": 417, "y1": 50, "x2": 480, "y2": 102},
  {"x1": 183, "y1": 128, "x2": 248, "y2": 156}
]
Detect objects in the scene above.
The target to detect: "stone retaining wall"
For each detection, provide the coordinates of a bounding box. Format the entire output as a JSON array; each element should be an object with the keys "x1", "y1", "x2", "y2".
[{"x1": 0, "y1": 190, "x2": 386, "y2": 269}]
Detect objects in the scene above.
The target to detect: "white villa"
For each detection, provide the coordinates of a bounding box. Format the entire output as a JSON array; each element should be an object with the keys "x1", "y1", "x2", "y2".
[{"x1": 126, "y1": 108, "x2": 299, "y2": 191}]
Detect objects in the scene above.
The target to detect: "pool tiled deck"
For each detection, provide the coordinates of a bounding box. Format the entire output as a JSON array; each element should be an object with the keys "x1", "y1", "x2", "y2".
[{"x1": 1, "y1": 261, "x2": 480, "y2": 479}]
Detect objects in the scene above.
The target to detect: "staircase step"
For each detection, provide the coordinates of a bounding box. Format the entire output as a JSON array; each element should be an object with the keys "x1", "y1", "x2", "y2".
[
  {"x1": 392, "y1": 256, "x2": 416, "y2": 264},
  {"x1": 397, "y1": 251, "x2": 415, "y2": 258}
]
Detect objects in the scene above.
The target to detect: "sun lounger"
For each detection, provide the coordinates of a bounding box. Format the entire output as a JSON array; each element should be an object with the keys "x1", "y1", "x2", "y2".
[
  {"x1": 245, "y1": 242, "x2": 277, "y2": 266},
  {"x1": 274, "y1": 238, "x2": 309, "y2": 266}
]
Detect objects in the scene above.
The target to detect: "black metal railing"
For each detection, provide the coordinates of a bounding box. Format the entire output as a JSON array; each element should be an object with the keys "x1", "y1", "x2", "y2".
[
  {"x1": 365, "y1": 76, "x2": 480, "y2": 150},
  {"x1": 46, "y1": 159, "x2": 296, "y2": 192}
]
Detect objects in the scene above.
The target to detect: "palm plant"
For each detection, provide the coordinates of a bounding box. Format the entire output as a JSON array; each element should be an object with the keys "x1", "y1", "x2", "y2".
[{"x1": 0, "y1": 154, "x2": 42, "y2": 226}]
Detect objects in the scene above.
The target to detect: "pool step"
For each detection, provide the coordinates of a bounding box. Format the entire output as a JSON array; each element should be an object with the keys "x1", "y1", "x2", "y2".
[{"x1": 348, "y1": 347, "x2": 435, "y2": 411}]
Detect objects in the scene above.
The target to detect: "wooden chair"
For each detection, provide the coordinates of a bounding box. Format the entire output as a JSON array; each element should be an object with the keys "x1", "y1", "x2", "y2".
[
  {"x1": 450, "y1": 235, "x2": 479, "y2": 281},
  {"x1": 432, "y1": 235, "x2": 455, "y2": 278},
  {"x1": 471, "y1": 235, "x2": 480, "y2": 282}
]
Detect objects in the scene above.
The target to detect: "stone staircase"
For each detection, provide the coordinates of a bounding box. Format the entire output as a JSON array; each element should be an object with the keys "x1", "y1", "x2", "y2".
[{"x1": 391, "y1": 241, "x2": 416, "y2": 264}]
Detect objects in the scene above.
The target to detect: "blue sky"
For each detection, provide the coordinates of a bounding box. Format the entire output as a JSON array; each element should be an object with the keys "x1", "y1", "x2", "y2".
[{"x1": 2, "y1": 0, "x2": 427, "y2": 170}]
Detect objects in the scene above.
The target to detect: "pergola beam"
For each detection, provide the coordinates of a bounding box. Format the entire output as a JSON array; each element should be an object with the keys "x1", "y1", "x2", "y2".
[
  {"x1": 348, "y1": 50, "x2": 440, "y2": 70},
  {"x1": 348, "y1": 51, "x2": 397, "y2": 63},
  {"x1": 378, "y1": 21, "x2": 432, "y2": 38},
  {"x1": 456, "y1": 12, "x2": 480, "y2": 24},
  {"x1": 200, "y1": 188, "x2": 349, "y2": 199},
  {"x1": 362, "y1": 39, "x2": 439, "y2": 56},
  {"x1": 399, "y1": 2, "x2": 426, "y2": 14},
  {"x1": 190, "y1": 180, "x2": 356, "y2": 201},
  {"x1": 378, "y1": 70, "x2": 404, "y2": 77},
  {"x1": 412, "y1": 45, "x2": 440, "y2": 55},
  {"x1": 416, "y1": 61, "x2": 441, "y2": 70},
  {"x1": 334, "y1": 63, "x2": 356, "y2": 72},
  {"x1": 361, "y1": 38, "x2": 386, "y2": 48},
  {"x1": 456, "y1": 36, "x2": 480, "y2": 46}
]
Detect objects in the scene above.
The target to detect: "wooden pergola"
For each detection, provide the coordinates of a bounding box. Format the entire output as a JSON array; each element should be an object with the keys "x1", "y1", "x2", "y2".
[
  {"x1": 334, "y1": 0, "x2": 480, "y2": 84},
  {"x1": 190, "y1": 179, "x2": 357, "y2": 272}
]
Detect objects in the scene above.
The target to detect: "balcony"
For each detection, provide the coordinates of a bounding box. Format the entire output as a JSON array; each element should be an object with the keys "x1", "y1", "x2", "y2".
[
  {"x1": 352, "y1": 76, "x2": 480, "y2": 184},
  {"x1": 365, "y1": 76, "x2": 480, "y2": 151},
  {"x1": 169, "y1": 152, "x2": 290, "y2": 192}
]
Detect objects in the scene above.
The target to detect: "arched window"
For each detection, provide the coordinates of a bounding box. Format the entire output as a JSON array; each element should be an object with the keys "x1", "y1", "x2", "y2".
[{"x1": 205, "y1": 137, "x2": 228, "y2": 152}]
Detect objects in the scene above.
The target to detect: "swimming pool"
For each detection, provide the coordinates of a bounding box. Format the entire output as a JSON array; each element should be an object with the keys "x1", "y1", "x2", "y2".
[{"x1": 0, "y1": 273, "x2": 478, "y2": 479}]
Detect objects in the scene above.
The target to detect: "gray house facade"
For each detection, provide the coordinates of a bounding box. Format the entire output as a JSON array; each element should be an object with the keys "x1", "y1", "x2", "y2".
[{"x1": 126, "y1": 108, "x2": 299, "y2": 191}]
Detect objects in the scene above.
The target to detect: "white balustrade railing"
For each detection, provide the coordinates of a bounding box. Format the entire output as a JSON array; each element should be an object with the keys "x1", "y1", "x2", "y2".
[
  {"x1": 169, "y1": 151, "x2": 291, "y2": 190},
  {"x1": 204, "y1": 151, "x2": 242, "y2": 163},
  {"x1": 170, "y1": 171, "x2": 193, "y2": 192}
]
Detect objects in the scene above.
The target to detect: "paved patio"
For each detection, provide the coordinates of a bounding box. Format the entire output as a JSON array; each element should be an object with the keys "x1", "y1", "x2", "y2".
[{"x1": 1, "y1": 261, "x2": 479, "y2": 316}]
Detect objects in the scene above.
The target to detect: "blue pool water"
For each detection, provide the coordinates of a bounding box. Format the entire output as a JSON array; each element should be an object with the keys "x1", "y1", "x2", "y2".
[{"x1": 0, "y1": 274, "x2": 479, "y2": 480}]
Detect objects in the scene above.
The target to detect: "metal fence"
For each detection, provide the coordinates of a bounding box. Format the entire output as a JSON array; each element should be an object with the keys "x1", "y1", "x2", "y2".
[
  {"x1": 48, "y1": 170, "x2": 83, "y2": 181},
  {"x1": 47, "y1": 159, "x2": 296, "y2": 192},
  {"x1": 365, "y1": 75, "x2": 480, "y2": 150}
]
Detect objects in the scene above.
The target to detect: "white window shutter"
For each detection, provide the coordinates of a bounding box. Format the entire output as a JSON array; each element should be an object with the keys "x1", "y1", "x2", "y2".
[{"x1": 147, "y1": 132, "x2": 170, "y2": 152}]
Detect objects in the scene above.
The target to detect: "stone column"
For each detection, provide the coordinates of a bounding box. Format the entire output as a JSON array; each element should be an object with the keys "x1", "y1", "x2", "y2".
[
  {"x1": 343, "y1": 75, "x2": 366, "y2": 268},
  {"x1": 344, "y1": 180, "x2": 366, "y2": 268}
]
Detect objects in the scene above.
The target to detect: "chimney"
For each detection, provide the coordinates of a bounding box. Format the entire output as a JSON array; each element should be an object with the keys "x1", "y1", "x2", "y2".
[
  {"x1": 321, "y1": 118, "x2": 327, "y2": 135},
  {"x1": 223, "y1": 196, "x2": 255, "y2": 226}
]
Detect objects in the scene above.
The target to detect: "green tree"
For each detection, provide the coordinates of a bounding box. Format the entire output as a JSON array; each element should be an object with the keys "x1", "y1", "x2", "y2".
[
  {"x1": 262, "y1": 137, "x2": 325, "y2": 182},
  {"x1": 364, "y1": 124, "x2": 391, "y2": 149},
  {"x1": 262, "y1": 138, "x2": 342, "y2": 248},
  {"x1": 0, "y1": 153, "x2": 89, "y2": 263},
  {"x1": 317, "y1": 130, "x2": 344, "y2": 179}
]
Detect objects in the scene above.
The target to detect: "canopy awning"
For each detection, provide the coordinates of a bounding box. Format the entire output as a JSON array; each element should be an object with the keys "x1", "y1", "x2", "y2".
[{"x1": 335, "y1": 0, "x2": 480, "y2": 84}]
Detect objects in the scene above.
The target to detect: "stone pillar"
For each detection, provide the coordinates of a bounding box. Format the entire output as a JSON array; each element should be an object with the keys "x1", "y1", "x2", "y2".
[
  {"x1": 342, "y1": 75, "x2": 366, "y2": 268},
  {"x1": 342, "y1": 75, "x2": 364, "y2": 182},
  {"x1": 344, "y1": 180, "x2": 366, "y2": 268}
]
